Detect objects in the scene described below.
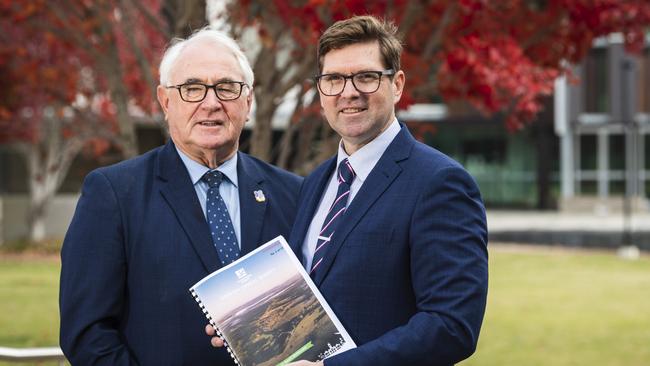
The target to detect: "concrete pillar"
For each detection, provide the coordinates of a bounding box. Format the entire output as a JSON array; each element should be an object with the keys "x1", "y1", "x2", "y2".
[
  {"x1": 597, "y1": 128, "x2": 610, "y2": 199},
  {"x1": 639, "y1": 128, "x2": 646, "y2": 197},
  {"x1": 555, "y1": 76, "x2": 575, "y2": 198}
]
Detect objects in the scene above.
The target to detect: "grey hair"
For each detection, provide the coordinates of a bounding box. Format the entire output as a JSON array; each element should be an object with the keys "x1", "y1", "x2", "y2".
[{"x1": 158, "y1": 26, "x2": 254, "y2": 87}]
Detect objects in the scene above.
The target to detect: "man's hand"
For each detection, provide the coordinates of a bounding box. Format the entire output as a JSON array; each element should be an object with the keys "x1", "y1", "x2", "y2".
[
  {"x1": 205, "y1": 324, "x2": 324, "y2": 366},
  {"x1": 204, "y1": 324, "x2": 224, "y2": 348}
]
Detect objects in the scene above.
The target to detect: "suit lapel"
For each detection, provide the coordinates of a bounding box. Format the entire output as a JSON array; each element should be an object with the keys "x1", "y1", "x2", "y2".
[
  {"x1": 157, "y1": 141, "x2": 221, "y2": 273},
  {"x1": 237, "y1": 153, "x2": 267, "y2": 255},
  {"x1": 288, "y1": 158, "x2": 337, "y2": 259},
  {"x1": 313, "y1": 127, "x2": 415, "y2": 285}
]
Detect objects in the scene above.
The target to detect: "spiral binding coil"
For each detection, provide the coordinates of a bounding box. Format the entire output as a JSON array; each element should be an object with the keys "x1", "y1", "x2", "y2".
[{"x1": 191, "y1": 289, "x2": 241, "y2": 365}]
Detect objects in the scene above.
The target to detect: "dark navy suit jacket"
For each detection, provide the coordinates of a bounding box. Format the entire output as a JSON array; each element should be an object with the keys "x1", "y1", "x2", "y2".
[
  {"x1": 289, "y1": 126, "x2": 488, "y2": 366},
  {"x1": 59, "y1": 141, "x2": 302, "y2": 365}
]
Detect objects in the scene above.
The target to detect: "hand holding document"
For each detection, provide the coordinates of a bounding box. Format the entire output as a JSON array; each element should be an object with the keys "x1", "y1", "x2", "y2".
[{"x1": 191, "y1": 236, "x2": 356, "y2": 366}]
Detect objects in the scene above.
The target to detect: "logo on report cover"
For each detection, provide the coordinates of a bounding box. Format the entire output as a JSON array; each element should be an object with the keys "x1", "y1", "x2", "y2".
[{"x1": 235, "y1": 268, "x2": 247, "y2": 279}]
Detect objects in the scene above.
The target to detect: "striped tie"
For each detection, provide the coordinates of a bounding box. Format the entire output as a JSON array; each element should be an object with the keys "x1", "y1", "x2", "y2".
[{"x1": 310, "y1": 158, "x2": 356, "y2": 277}]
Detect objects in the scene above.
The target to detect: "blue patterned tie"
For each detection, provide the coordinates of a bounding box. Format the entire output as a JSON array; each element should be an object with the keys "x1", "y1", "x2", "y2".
[
  {"x1": 202, "y1": 170, "x2": 240, "y2": 266},
  {"x1": 310, "y1": 158, "x2": 356, "y2": 277}
]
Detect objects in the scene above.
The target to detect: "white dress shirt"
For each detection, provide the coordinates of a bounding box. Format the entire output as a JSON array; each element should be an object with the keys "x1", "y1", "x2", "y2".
[{"x1": 301, "y1": 119, "x2": 401, "y2": 269}]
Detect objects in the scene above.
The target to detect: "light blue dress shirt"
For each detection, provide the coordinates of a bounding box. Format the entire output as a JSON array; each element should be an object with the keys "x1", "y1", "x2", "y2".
[
  {"x1": 176, "y1": 147, "x2": 241, "y2": 248},
  {"x1": 301, "y1": 119, "x2": 401, "y2": 269}
]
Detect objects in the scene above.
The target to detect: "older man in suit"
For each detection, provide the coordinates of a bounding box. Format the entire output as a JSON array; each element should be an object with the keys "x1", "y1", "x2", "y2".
[
  {"x1": 59, "y1": 28, "x2": 301, "y2": 365},
  {"x1": 287, "y1": 15, "x2": 488, "y2": 366}
]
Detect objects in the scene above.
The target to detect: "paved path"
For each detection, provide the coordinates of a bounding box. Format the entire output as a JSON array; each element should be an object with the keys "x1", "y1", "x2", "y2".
[
  {"x1": 488, "y1": 210, "x2": 650, "y2": 232},
  {"x1": 486, "y1": 210, "x2": 650, "y2": 250}
]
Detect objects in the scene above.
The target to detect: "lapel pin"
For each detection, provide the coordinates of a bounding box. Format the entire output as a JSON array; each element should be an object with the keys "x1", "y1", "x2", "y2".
[{"x1": 254, "y1": 190, "x2": 266, "y2": 202}]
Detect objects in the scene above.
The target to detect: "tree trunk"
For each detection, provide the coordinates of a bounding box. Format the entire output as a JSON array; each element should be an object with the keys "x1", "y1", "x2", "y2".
[
  {"x1": 162, "y1": 0, "x2": 207, "y2": 38},
  {"x1": 27, "y1": 191, "x2": 48, "y2": 243},
  {"x1": 100, "y1": 44, "x2": 139, "y2": 158},
  {"x1": 250, "y1": 92, "x2": 276, "y2": 162},
  {"x1": 26, "y1": 145, "x2": 57, "y2": 243},
  {"x1": 25, "y1": 118, "x2": 87, "y2": 243}
]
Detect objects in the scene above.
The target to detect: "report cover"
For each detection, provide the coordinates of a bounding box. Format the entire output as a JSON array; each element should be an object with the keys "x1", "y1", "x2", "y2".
[{"x1": 190, "y1": 236, "x2": 356, "y2": 366}]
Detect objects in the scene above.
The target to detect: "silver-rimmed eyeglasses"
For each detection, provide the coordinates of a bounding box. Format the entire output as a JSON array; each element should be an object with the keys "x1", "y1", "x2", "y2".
[
  {"x1": 166, "y1": 81, "x2": 248, "y2": 102},
  {"x1": 315, "y1": 69, "x2": 395, "y2": 96}
]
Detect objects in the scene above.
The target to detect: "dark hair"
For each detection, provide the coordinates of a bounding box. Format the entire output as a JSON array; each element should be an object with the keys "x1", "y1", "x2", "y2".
[{"x1": 317, "y1": 15, "x2": 402, "y2": 73}]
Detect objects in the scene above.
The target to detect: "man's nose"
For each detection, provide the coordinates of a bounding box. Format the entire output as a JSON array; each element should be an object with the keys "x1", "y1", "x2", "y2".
[
  {"x1": 201, "y1": 87, "x2": 223, "y2": 108},
  {"x1": 340, "y1": 78, "x2": 360, "y2": 98}
]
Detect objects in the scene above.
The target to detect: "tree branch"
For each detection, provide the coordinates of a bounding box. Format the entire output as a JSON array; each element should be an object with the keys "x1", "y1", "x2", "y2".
[
  {"x1": 521, "y1": 14, "x2": 565, "y2": 51},
  {"x1": 421, "y1": 2, "x2": 456, "y2": 60},
  {"x1": 126, "y1": 0, "x2": 172, "y2": 39},
  {"x1": 398, "y1": 0, "x2": 429, "y2": 36},
  {"x1": 118, "y1": 0, "x2": 159, "y2": 96},
  {"x1": 277, "y1": 47, "x2": 317, "y2": 98},
  {"x1": 43, "y1": 1, "x2": 95, "y2": 52}
]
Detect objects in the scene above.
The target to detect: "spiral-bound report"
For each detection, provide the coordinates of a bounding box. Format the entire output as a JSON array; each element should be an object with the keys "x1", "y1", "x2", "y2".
[{"x1": 189, "y1": 235, "x2": 356, "y2": 366}]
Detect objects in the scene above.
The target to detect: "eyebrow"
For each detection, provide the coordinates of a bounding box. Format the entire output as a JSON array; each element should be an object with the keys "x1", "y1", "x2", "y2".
[
  {"x1": 182, "y1": 78, "x2": 203, "y2": 84},
  {"x1": 180, "y1": 77, "x2": 243, "y2": 84},
  {"x1": 320, "y1": 69, "x2": 378, "y2": 76}
]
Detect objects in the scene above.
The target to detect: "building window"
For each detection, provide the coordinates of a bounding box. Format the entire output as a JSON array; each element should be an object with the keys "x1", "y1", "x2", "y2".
[
  {"x1": 583, "y1": 48, "x2": 609, "y2": 113},
  {"x1": 461, "y1": 138, "x2": 507, "y2": 164}
]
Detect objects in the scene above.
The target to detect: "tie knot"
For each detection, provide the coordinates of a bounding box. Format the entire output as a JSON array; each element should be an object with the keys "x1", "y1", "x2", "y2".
[
  {"x1": 337, "y1": 158, "x2": 356, "y2": 185},
  {"x1": 202, "y1": 170, "x2": 224, "y2": 188}
]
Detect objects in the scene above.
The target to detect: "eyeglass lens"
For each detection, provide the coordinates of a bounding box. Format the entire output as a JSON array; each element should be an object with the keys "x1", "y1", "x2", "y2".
[
  {"x1": 318, "y1": 71, "x2": 384, "y2": 96},
  {"x1": 180, "y1": 82, "x2": 243, "y2": 102}
]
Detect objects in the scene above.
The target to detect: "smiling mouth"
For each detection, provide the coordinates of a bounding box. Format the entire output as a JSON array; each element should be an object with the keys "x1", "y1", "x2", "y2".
[
  {"x1": 197, "y1": 120, "x2": 224, "y2": 126},
  {"x1": 340, "y1": 107, "x2": 367, "y2": 114}
]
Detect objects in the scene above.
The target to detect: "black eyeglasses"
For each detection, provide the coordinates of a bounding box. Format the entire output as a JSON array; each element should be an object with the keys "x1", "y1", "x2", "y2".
[
  {"x1": 315, "y1": 69, "x2": 395, "y2": 96},
  {"x1": 166, "y1": 81, "x2": 248, "y2": 102}
]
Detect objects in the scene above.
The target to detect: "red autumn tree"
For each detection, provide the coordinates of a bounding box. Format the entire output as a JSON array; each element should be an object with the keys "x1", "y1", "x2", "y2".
[
  {"x1": 0, "y1": 0, "x2": 168, "y2": 242},
  {"x1": 219, "y1": 0, "x2": 649, "y2": 172}
]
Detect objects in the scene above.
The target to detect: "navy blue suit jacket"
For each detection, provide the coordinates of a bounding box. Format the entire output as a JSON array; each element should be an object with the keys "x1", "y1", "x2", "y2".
[
  {"x1": 289, "y1": 126, "x2": 488, "y2": 366},
  {"x1": 59, "y1": 141, "x2": 302, "y2": 365}
]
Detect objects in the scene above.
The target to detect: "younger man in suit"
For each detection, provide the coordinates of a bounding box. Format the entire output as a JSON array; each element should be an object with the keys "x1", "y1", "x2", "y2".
[
  {"x1": 60, "y1": 28, "x2": 301, "y2": 365},
  {"x1": 209, "y1": 15, "x2": 488, "y2": 366},
  {"x1": 287, "y1": 15, "x2": 488, "y2": 366}
]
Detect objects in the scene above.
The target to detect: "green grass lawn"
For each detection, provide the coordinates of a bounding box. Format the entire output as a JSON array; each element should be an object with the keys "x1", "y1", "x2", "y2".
[
  {"x1": 461, "y1": 246, "x2": 650, "y2": 366},
  {"x1": 0, "y1": 256, "x2": 60, "y2": 348},
  {"x1": 0, "y1": 255, "x2": 62, "y2": 366},
  {"x1": 1, "y1": 246, "x2": 649, "y2": 365}
]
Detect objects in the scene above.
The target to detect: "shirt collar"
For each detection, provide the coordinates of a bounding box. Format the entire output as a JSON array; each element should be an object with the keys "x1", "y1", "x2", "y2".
[
  {"x1": 175, "y1": 147, "x2": 239, "y2": 188},
  {"x1": 336, "y1": 118, "x2": 401, "y2": 183}
]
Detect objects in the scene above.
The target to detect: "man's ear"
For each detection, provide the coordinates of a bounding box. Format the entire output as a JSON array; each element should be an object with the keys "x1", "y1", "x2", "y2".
[
  {"x1": 242, "y1": 87, "x2": 254, "y2": 124},
  {"x1": 392, "y1": 70, "x2": 405, "y2": 104},
  {"x1": 246, "y1": 86, "x2": 254, "y2": 108},
  {"x1": 157, "y1": 85, "x2": 169, "y2": 116}
]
